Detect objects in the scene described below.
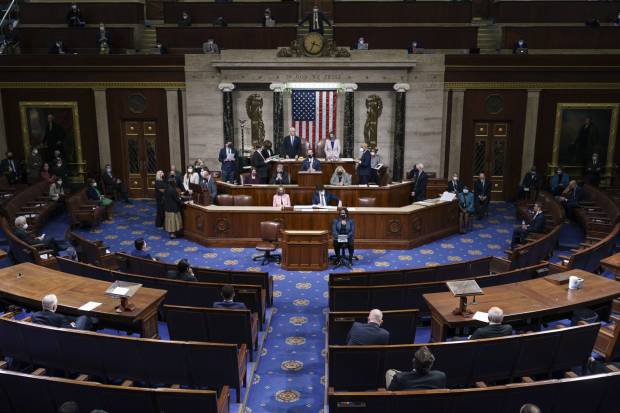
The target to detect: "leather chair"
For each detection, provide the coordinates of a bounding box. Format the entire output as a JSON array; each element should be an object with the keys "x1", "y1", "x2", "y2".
[
  {"x1": 216, "y1": 194, "x2": 233, "y2": 206},
  {"x1": 358, "y1": 197, "x2": 376, "y2": 207},
  {"x1": 234, "y1": 195, "x2": 253, "y2": 206},
  {"x1": 253, "y1": 221, "x2": 281, "y2": 265},
  {"x1": 239, "y1": 173, "x2": 250, "y2": 185}
]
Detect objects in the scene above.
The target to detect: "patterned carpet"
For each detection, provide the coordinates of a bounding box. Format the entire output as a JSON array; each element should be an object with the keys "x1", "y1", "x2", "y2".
[{"x1": 41, "y1": 200, "x2": 534, "y2": 413}]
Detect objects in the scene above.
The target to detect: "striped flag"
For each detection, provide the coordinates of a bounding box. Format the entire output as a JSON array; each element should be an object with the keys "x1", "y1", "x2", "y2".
[{"x1": 292, "y1": 89, "x2": 337, "y2": 151}]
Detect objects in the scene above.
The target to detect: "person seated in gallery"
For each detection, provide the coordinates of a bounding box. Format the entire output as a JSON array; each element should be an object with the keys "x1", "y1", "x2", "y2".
[
  {"x1": 312, "y1": 184, "x2": 342, "y2": 207},
  {"x1": 557, "y1": 180, "x2": 583, "y2": 220},
  {"x1": 168, "y1": 258, "x2": 197, "y2": 282},
  {"x1": 457, "y1": 186, "x2": 475, "y2": 233},
  {"x1": 324, "y1": 132, "x2": 341, "y2": 161},
  {"x1": 517, "y1": 166, "x2": 540, "y2": 200},
  {"x1": 346, "y1": 309, "x2": 389, "y2": 345},
  {"x1": 273, "y1": 186, "x2": 291, "y2": 208},
  {"x1": 301, "y1": 148, "x2": 321, "y2": 172},
  {"x1": 262, "y1": 8, "x2": 276, "y2": 27},
  {"x1": 178, "y1": 11, "x2": 192, "y2": 27},
  {"x1": 474, "y1": 172, "x2": 491, "y2": 219},
  {"x1": 511, "y1": 202, "x2": 545, "y2": 248},
  {"x1": 13, "y1": 215, "x2": 73, "y2": 256},
  {"x1": 513, "y1": 39, "x2": 528, "y2": 54},
  {"x1": 411, "y1": 163, "x2": 428, "y2": 202},
  {"x1": 49, "y1": 40, "x2": 69, "y2": 54},
  {"x1": 202, "y1": 38, "x2": 220, "y2": 54},
  {"x1": 33, "y1": 294, "x2": 96, "y2": 330},
  {"x1": 213, "y1": 284, "x2": 247, "y2": 309},
  {"x1": 130, "y1": 237, "x2": 155, "y2": 260},
  {"x1": 48, "y1": 178, "x2": 65, "y2": 202},
  {"x1": 469, "y1": 306, "x2": 513, "y2": 339},
  {"x1": 51, "y1": 158, "x2": 68, "y2": 181},
  {"x1": 407, "y1": 40, "x2": 421, "y2": 54},
  {"x1": 386, "y1": 346, "x2": 446, "y2": 391},
  {"x1": 244, "y1": 167, "x2": 262, "y2": 185},
  {"x1": 270, "y1": 164, "x2": 290, "y2": 185},
  {"x1": 584, "y1": 152, "x2": 602, "y2": 187},
  {"x1": 448, "y1": 172, "x2": 463, "y2": 194},
  {"x1": 66, "y1": 3, "x2": 85, "y2": 27},
  {"x1": 332, "y1": 207, "x2": 355, "y2": 266},
  {"x1": 40, "y1": 163, "x2": 56, "y2": 183},
  {"x1": 355, "y1": 37, "x2": 368, "y2": 50},
  {"x1": 550, "y1": 166, "x2": 569, "y2": 196},
  {"x1": 330, "y1": 166, "x2": 352, "y2": 186},
  {"x1": 102, "y1": 164, "x2": 130, "y2": 203},
  {"x1": 86, "y1": 178, "x2": 113, "y2": 209}
]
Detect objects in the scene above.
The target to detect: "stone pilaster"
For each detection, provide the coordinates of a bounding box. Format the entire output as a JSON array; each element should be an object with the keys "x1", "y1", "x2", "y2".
[
  {"x1": 521, "y1": 89, "x2": 541, "y2": 176},
  {"x1": 393, "y1": 83, "x2": 410, "y2": 181},
  {"x1": 93, "y1": 88, "x2": 111, "y2": 168},
  {"x1": 270, "y1": 82, "x2": 285, "y2": 153},
  {"x1": 342, "y1": 83, "x2": 357, "y2": 159},
  {"x1": 448, "y1": 89, "x2": 465, "y2": 177},
  {"x1": 218, "y1": 82, "x2": 235, "y2": 146},
  {"x1": 166, "y1": 88, "x2": 182, "y2": 168}
]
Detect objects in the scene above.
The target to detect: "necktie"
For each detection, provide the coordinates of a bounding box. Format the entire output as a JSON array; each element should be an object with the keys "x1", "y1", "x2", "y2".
[
  {"x1": 331, "y1": 141, "x2": 334, "y2": 149},
  {"x1": 291, "y1": 136, "x2": 294, "y2": 146},
  {"x1": 320, "y1": 193, "x2": 325, "y2": 206}
]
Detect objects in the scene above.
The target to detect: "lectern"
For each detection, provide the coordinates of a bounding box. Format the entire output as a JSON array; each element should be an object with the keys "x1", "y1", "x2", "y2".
[
  {"x1": 297, "y1": 171, "x2": 323, "y2": 187},
  {"x1": 281, "y1": 230, "x2": 328, "y2": 271},
  {"x1": 446, "y1": 279, "x2": 483, "y2": 316}
]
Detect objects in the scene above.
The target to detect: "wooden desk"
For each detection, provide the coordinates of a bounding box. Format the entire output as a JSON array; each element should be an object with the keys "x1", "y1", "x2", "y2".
[
  {"x1": 0, "y1": 263, "x2": 166, "y2": 338},
  {"x1": 297, "y1": 171, "x2": 323, "y2": 188},
  {"x1": 423, "y1": 270, "x2": 620, "y2": 342},
  {"x1": 601, "y1": 253, "x2": 620, "y2": 281},
  {"x1": 184, "y1": 199, "x2": 459, "y2": 249},
  {"x1": 281, "y1": 230, "x2": 328, "y2": 271},
  {"x1": 268, "y1": 159, "x2": 358, "y2": 185}
]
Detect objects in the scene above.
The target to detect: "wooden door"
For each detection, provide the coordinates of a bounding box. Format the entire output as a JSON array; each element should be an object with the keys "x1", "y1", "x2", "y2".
[
  {"x1": 472, "y1": 122, "x2": 509, "y2": 201},
  {"x1": 122, "y1": 120, "x2": 159, "y2": 198}
]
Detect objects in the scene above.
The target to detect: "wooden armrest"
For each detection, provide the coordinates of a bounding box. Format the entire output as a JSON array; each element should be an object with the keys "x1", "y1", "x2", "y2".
[
  {"x1": 504, "y1": 249, "x2": 513, "y2": 255},
  {"x1": 609, "y1": 315, "x2": 620, "y2": 323},
  {"x1": 376, "y1": 387, "x2": 386, "y2": 391},
  {"x1": 475, "y1": 381, "x2": 487, "y2": 388},
  {"x1": 521, "y1": 377, "x2": 535, "y2": 383},
  {"x1": 216, "y1": 386, "x2": 230, "y2": 413},
  {"x1": 75, "y1": 374, "x2": 89, "y2": 381},
  {"x1": 121, "y1": 380, "x2": 134, "y2": 387},
  {"x1": 558, "y1": 255, "x2": 571, "y2": 262},
  {"x1": 579, "y1": 242, "x2": 594, "y2": 247},
  {"x1": 0, "y1": 312, "x2": 18, "y2": 320},
  {"x1": 22, "y1": 316, "x2": 32, "y2": 322},
  {"x1": 0, "y1": 361, "x2": 7, "y2": 370},
  {"x1": 576, "y1": 321, "x2": 588, "y2": 326},
  {"x1": 32, "y1": 368, "x2": 47, "y2": 376},
  {"x1": 605, "y1": 364, "x2": 620, "y2": 373},
  {"x1": 598, "y1": 329, "x2": 615, "y2": 339},
  {"x1": 564, "y1": 371, "x2": 578, "y2": 379},
  {"x1": 170, "y1": 384, "x2": 181, "y2": 389},
  {"x1": 554, "y1": 323, "x2": 568, "y2": 329}
]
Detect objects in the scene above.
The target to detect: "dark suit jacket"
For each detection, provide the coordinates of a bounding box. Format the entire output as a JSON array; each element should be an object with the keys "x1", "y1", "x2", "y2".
[
  {"x1": 529, "y1": 212, "x2": 545, "y2": 233},
  {"x1": 567, "y1": 186, "x2": 584, "y2": 207},
  {"x1": 413, "y1": 171, "x2": 428, "y2": 201},
  {"x1": 86, "y1": 186, "x2": 102, "y2": 202},
  {"x1": 521, "y1": 172, "x2": 539, "y2": 189},
  {"x1": 32, "y1": 310, "x2": 72, "y2": 328},
  {"x1": 357, "y1": 150, "x2": 371, "y2": 177},
  {"x1": 130, "y1": 249, "x2": 153, "y2": 260},
  {"x1": 163, "y1": 187, "x2": 182, "y2": 213},
  {"x1": 250, "y1": 151, "x2": 268, "y2": 179},
  {"x1": 301, "y1": 158, "x2": 321, "y2": 171},
  {"x1": 474, "y1": 179, "x2": 491, "y2": 200},
  {"x1": 346, "y1": 322, "x2": 389, "y2": 345},
  {"x1": 0, "y1": 159, "x2": 19, "y2": 177},
  {"x1": 447, "y1": 180, "x2": 463, "y2": 193},
  {"x1": 312, "y1": 191, "x2": 340, "y2": 206},
  {"x1": 200, "y1": 176, "x2": 218, "y2": 202},
  {"x1": 388, "y1": 370, "x2": 447, "y2": 391},
  {"x1": 218, "y1": 147, "x2": 238, "y2": 172},
  {"x1": 332, "y1": 218, "x2": 354, "y2": 241},
  {"x1": 13, "y1": 227, "x2": 38, "y2": 246},
  {"x1": 470, "y1": 323, "x2": 513, "y2": 340},
  {"x1": 102, "y1": 172, "x2": 118, "y2": 189},
  {"x1": 213, "y1": 301, "x2": 247, "y2": 310},
  {"x1": 281, "y1": 135, "x2": 302, "y2": 158},
  {"x1": 170, "y1": 271, "x2": 197, "y2": 282},
  {"x1": 270, "y1": 170, "x2": 291, "y2": 185}
]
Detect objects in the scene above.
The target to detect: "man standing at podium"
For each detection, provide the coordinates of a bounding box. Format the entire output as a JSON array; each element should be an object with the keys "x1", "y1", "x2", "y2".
[
  {"x1": 301, "y1": 148, "x2": 321, "y2": 172},
  {"x1": 281, "y1": 127, "x2": 302, "y2": 159}
]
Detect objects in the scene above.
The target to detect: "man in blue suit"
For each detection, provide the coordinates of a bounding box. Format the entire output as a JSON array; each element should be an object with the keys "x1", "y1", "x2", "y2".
[
  {"x1": 301, "y1": 148, "x2": 321, "y2": 172},
  {"x1": 213, "y1": 285, "x2": 247, "y2": 309},
  {"x1": 511, "y1": 203, "x2": 545, "y2": 248},
  {"x1": 130, "y1": 238, "x2": 154, "y2": 260},
  {"x1": 411, "y1": 163, "x2": 428, "y2": 202},
  {"x1": 346, "y1": 309, "x2": 390, "y2": 345},
  {"x1": 332, "y1": 208, "x2": 355, "y2": 264},
  {"x1": 32, "y1": 294, "x2": 95, "y2": 330},
  {"x1": 550, "y1": 167, "x2": 569, "y2": 196},
  {"x1": 281, "y1": 127, "x2": 302, "y2": 159},
  {"x1": 357, "y1": 143, "x2": 371, "y2": 185},
  {"x1": 218, "y1": 141, "x2": 238, "y2": 183},
  {"x1": 312, "y1": 184, "x2": 342, "y2": 207}
]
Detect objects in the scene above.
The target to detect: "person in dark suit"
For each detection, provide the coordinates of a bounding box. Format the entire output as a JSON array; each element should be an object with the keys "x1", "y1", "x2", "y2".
[
  {"x1": 332, "y1": 208, "x2": 355, "y2": 264},
  {"x1": 261, "y1": 140, "x2": 275, "y2": 159},
  {"x1": 512, "y1": 39, "x2": 528, "y2": 54},
  {"x1": 218, "y1": 141, "x2": 238, "y2": 183},
  {"x1": 169, "y1": 258, "x2": 197, "y2": 281},
  {"x1": 32, "y1": 294, "x2": 94, "y2": 330},
  {"x1": 281, "y1": 127, "x2": 302, "y2": 159},
  {"x1": 518, "y1": 166, "x2": 540, "y2": 200},
  {"x1": 386, "y1": 346, "x2": 446, "y2": 391},
  {"x1": 406, "y1": 163, "x2": 419, "y2": 182},
  {"x1": 213, "y1": 284, "x2": 247, "y2": 309},
  {"x1": 447, "y1": 173, "x2": 463, "y2": 194},
  {"x1": 474, "y1": 172, "x2": 491, "y2": 219},
  {"x1": 97, "y1": 23, "x2": 111, "y2": 48},
  {"x1": 66, "y1": 3, "x2": 85, "y2": 27},
  {"x1": 13, "y1": 216, "x2": 70, "y2": 255},
  {"x1": 270, "y1": 164, "x2": 290, "y2": 185},
  {"x1": 550, "y1": 166, "x2": 569, "y2": 196},
  {"x1": 49, "y1": 40, "x2": 69, "y2": 54},
  {"x1": 178, "y1": 11, "x2": 192, "y2": 27},
  {"x1": 199, "y1": 169, "x2": 217, "y2": 204},
  {"x1": 584, "y1": 152, "x2": 602, "y2": 187},
  {"x1": 168, "y1": 165, "x2": 183, "y2": 190},
  {"x1": 411, "y1": 163, "x2": 427, "y2": 202},
  {"x1": 520, "y1": 404, "x2": 542, "y2": 413},
  {"x1": 557, "y1": 180, "x2": 583, "y2": 220},
  {"x1": 163, "y1": 178, "x2": 183, "y2": 238},
  {"x1": 469, "y1": 306, "x2": 513, "y2": 340},
  {"x1": 102, "y1": 164, "x2": 130, "y2": 203},
  {"x1": 357, "y1": 143, "x2": 371, "y2": 185},
  {"x1": 298, "y1": 5, "x2": 331, "y2": 35},
  {"x1": 312, "y1": 184, "x2": 342, "y2": 207},
  {"x1": 346, "y1": 309, "x2": 390, "y2": 345},
  {"x1": 250, "y1": 144, "x2": 268, "y2": 184},
  {"x1": 130, "y1": 238, "x2": 154, "y2": 260},
  {"x1": 301, "y1": 148, "x2": 321, "y2": 172},
  {"x1": 511, "y1": 203, "x2": 545, "y2": 248},
  {"x1": 0, "y1": 151, "x2": 21, "y2": 184}
]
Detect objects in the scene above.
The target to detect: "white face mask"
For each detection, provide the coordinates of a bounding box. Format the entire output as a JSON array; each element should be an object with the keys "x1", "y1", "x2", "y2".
[
  {"x1": 359, "y1": 148, "x2": 364, "y2": 153},
  {"x1": 23, "y1": 223, "x2": 28, "y2": 230},
  {"x1": 106, "y1": 168, "x2": 111, "y2": 172},
  {"x1": 463, "y1": 189, "x2": 469, "y2": 194},
  {"x1": 453, "y1": 176, "x2": 458, "y2": 181},
  {"x1": 57, "y1": 181, "x2": 62, "y2": 186}
]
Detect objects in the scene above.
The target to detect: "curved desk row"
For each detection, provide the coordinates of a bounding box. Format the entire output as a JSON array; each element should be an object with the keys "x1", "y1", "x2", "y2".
[{"x1": 183, "y1": 198, "x2": 459, "y2": 249}]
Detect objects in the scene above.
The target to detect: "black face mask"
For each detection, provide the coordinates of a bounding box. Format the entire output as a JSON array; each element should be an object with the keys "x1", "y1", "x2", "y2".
[
  {"x1": 337, "y1": 172, "x2": 343, "y2": 176},
  {"x1": 308, "y1": 154, "x2": 313, "y2": 159},
  {"x1": 340, "y1": 215, "x2": 346, "y2": 219}
]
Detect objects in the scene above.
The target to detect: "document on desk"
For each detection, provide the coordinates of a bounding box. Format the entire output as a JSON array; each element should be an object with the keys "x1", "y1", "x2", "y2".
[
  {"x1": 473, "y1": 311, "x2": 489, "y2": 323},
  {"x1": 78, "y1": 301, "x2": 102, "y2": 311},
  {"x1": 111, "y1": 286, "x2": 129, "y2": 296}
]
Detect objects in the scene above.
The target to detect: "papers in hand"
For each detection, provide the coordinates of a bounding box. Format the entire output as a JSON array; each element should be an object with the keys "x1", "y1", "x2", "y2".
[
  {"x1": 372, "y1": 163, "x2": 383, "y2": 170},
  {"x1": 226, "y1": 154, "x2": 235, "y2": 161},
  {"x1": 473, "y1": 311, "x2": 489, "y2": 323},
  {"x1": 78, "y1": 301, "x2": 102, "y2": 311},
  {"x1": 111, "y1": 286, "x2": 129, "y2": 296},
  {"x1": 337, "y1": 234, "x2": 348, "y2": 243}
]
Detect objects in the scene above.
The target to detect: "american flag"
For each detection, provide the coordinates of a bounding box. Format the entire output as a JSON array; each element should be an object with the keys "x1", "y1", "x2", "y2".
[{"x1": 292, "y1": 90, "x2": 337, "y2": 151}]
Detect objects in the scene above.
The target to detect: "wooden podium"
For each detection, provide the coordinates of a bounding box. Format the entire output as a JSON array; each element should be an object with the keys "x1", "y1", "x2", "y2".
[
  {"x1": 281, "y1": 230, "x2": 328, "y2": 271},
  {"x1": 297, "y1": 171, "x2": 323, "y2": 187}
]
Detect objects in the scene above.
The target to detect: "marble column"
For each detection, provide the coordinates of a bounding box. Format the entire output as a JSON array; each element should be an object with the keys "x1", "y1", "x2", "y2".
[
  {"x1": 0, "y1": 90, "x2": 7, "y2": 158},
  {"x1": 448, "y1": 89, "x2": 465, "y2": 176},
  {"x1": 218, "y1": 83, "x2": 235, "y2": 146},
  {"x1": 270, "y1": 82, "x2": 285, "y2": 153},
  {"x1": 521, "y1": 89, "x2": 541, "y2": 176},
  {"x1": 342, "y1": 83, "x2": 357, "y2": 158},
  {"x1": 166, "y1": 88, "x2": 182, "y2": 168},
  {"x1": 393, "y1": 83, "x2": 410, "y2": 182},
  {"x1": 93, "y1": 88, "x2": 111, "y2": 168}
]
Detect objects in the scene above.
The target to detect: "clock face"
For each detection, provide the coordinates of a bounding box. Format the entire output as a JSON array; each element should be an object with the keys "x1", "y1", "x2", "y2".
[{"x1": 303, "y1": 33, "x2": 324, "y2": 56}]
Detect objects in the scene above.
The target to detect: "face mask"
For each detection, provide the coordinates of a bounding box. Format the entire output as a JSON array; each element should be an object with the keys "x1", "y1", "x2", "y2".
[
  {"x1": 106, "y1": 168, "x2": 111, "y2": 172},
  {"x1": 557, "y1": 171, "x2": 562, "y2": 175},
  {"x1": 57, "y1": 164, "x2": 62, "y2": 168},
  {"x1": 57, "y1": 181, "x2": 62, "y2": 186},
  {"x1": 453, "y1": 177, "x2": 458, "y2": 181},
  {"x1": 340, "y1": 214, "x2": 346, "y2": 219},
  {"x1": 251, "y1": 172, "x2": 256, "y2": 177},
  {"x1": 308, "y1": 154, "x2": 313, "y2": 158},
  {"x1": 33, "y1": 149, "x2": 38, "y2": 155},
  {"x1": 277, "y1": 191, "x2": 283, "y2": 196},
  {"x1": 337, "y1": 172, "x2": 342, "y2": 176},
  {"x1": 188, "y1": 169, "x2": 193, "y2": 173},
  {"x1": 92, "y1": 183, "x2": 97, "y2": 187},
  {"x1": 359, "y1": 148, "x2": 364, "y2": 153},
  {"x1": 23, "y1": 223, "x2": 28, "y2": 230},
  {"x1": 370, "y1": 152, "x2": 375, "y2": 156},
  {"x1": 463, "y1": 189, "x2": 469, "y2": 194}
]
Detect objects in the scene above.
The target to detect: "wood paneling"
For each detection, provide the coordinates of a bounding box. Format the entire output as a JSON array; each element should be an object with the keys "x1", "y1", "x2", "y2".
[
  {"x1": 502, "y1": 27, "x2": 620, "y2": 50},
  {"x1": 18, "y1": 27, "x2": 135, "y2": 52},
  {"x1": 20, "y1": 2, "x2": 144, "y2": 24},
  {"x1": 1, "y1": 88, "x2": 100, "y2": 176},
  {"x1": 334, "y1": 27, "x2": 478, "y2": 50},
  {"x1": 459, "y1": 90, "x2": 527, "y2": 200},
  {"x1": 493, "y1": 1, "x2": 620, "y2": 23},
  {"x1": 333, "y1": 1, "x2": 472, "y2": 23},
  {"x1": 156, "y1": 27, "x2": 296, "y2": 51},
  {"x1": 163, "y1": 2, "x2": 298, "y2": 24}
]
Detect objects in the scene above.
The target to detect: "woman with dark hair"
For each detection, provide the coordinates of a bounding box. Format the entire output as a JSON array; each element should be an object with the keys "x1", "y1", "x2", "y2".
[
  {"x1": 163, "y1": 177, "x2": 183, "y2": 238},
  {"x1": 174, "y1": 258, "x2": 196, "y2": 281},
  {"x1": 331, "y1": 207, "x2": 355, "y2": 266},
  {"x1": 40, "y1": 163, "x2": 56, "y2": 183}
]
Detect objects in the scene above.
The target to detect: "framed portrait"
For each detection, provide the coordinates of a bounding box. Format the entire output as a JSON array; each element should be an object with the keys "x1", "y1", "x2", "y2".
[
  {"x1": 552, "y1": 103, "x2": 619, "y2": 171},
  {"x1": 19, "y1": 101, "x2": 85, "y2": 181}
]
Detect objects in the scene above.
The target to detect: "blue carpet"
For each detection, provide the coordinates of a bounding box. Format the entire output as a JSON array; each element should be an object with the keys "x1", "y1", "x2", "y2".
[{"x1": 40, "y1": 201, "x2": 555, "y2": 412}]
